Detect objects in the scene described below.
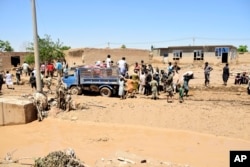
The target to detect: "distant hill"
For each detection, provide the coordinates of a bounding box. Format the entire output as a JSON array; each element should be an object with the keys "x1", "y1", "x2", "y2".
[{"x1": 64, "y1": 48, "x2": 151, "y2": 67}]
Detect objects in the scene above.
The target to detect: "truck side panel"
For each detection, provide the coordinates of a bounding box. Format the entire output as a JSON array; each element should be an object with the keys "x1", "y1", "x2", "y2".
[{"x1": 79, "y1": 67, "x2": 119, "y2": 85}]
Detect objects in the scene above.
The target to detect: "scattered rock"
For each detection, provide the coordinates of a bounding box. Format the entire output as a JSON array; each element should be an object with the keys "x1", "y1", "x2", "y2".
[{"x1": 71, "y1": 116, "x2": 78, "y2": 121}]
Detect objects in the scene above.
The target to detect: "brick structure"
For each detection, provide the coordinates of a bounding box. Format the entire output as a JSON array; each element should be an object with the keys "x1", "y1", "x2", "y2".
[{"x1": 0, "y1": 52, "x2": 30, "y2": 71}]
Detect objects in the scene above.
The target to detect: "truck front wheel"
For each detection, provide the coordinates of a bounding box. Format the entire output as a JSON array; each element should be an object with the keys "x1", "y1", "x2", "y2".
[
  {"x1": 100, "y1": 87, "x2": 112, "y2": 97},
  {"x1": 70, "y1": 86, "x2": 82, "y2": 95}
]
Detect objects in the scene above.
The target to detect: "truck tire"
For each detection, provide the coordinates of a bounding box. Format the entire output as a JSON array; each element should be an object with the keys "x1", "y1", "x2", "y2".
[
  {"x1": 70, "y1": 86, "x2": 82, "y2": 95},
  {"x1": 100, "y1": 87, "x2": 112, "y2": 97}
]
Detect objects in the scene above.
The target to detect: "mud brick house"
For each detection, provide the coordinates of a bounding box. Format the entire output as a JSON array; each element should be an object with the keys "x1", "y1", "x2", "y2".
[
  {"x1": 0, "y1": 52, "x2": 30, "y2": 70},
  {"x1": 152, "y1": 45, "x2": 237, "y2": 64}
]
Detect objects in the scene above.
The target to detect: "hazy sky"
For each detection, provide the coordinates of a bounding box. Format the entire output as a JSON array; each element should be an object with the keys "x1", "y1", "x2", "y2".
[{"x1": 0, "y1": 0, "x2": 250, "y2": 51}]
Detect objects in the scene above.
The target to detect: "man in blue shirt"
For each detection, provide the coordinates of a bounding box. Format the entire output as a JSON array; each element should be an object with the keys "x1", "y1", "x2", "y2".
[{"x1": 55, "y1": 60, "x2": 63, "y2": 77}]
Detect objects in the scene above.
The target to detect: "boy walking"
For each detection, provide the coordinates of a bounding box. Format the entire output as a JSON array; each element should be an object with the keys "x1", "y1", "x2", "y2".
[
  {"x1": 44, "y1": 75, "x2": 52, "y2": 94},
  {"x1": 204, "y1": 62, "x2": 213, "y2": 86},
  {"x1": 177, "y1": 84, "x2": 184, "y2": 103},
  {"x1": 29, "y1": 72, "x2": 36, "y2": 90}
]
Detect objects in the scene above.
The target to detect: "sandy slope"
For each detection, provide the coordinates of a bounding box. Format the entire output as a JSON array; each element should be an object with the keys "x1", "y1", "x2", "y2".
[{"x1": 1, "y1": 118, "x2": 250, "y2": 167}]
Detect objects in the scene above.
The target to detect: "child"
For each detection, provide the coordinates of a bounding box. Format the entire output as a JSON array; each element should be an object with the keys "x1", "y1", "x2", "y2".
[
  {"x1": 5, "y1": 71, "x2": 14, "y2": 90},
  {"x1": 29, "y1": 72, "x2": 36, "y2": 90},
  {"x1": 16, "y1": 68, "x2": 22, "y2": 85},
  {"x1": 118, "y1": 76, "x2": 125, "y2": 99},
  {"x1": 150, "y1": 77, "x2": 158, "y2": 100},
  {"x1": 44, "y1": 75, "x2": 52, "y2": 94},
  {"x1": 177, "y1": 84, "x2": 184, "y2": 103}
]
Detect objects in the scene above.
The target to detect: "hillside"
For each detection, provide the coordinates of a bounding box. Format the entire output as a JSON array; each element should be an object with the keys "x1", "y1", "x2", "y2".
[{"x1": 64, "y1": 48, "x2": 151, "y2": 67}]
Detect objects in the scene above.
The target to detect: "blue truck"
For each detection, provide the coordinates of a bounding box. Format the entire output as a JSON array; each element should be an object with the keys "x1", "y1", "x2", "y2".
[{"x1": 62, "y1": 66, "x2": 120, "y2": 97}]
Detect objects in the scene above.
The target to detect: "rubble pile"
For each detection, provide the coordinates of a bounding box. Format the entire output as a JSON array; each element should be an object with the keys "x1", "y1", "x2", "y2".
[{"x1": 34, "y1": 150, "x2": 86, "y2": 167}]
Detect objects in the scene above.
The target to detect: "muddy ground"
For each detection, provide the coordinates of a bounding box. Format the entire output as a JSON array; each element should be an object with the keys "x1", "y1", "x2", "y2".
[{"x1": 0, "y1": 59, "x2": 250, "y2": 167}]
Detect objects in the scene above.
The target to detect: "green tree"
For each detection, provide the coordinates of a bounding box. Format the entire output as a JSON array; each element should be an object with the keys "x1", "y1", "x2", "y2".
[
  {"x1": 25, "y1": 34, "x2": 71, "y2": 64},
  {"x1": 237, "y1": 45, "x2": 248, "y2": 53},
  {"x1": 24, "y1": 54, "x2": 35, "y2": 65},
  {"x1": 121, "y1": 44, "x2": 126, "y2": 49},
  {"x1": 0, "y1": 40, "x2": 14, "y2": 51}
]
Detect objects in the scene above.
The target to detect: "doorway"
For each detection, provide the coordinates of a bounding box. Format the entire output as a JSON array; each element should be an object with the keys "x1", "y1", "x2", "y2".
[
  {"x1": 222, "y1": 53, "x2": 228, "y2": 63},
  {"x1": 11, "y1": 56, "x2": 20, "y2": 67}
]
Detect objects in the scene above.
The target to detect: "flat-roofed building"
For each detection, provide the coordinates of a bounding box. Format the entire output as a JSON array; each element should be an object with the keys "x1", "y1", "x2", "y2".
[{"x1": 152, "y1": 45, "x2": 237, "y2": 64}]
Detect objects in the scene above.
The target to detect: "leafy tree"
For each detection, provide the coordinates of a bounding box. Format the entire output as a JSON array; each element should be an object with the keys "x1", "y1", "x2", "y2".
[
  {"x1": 121, "y1": 44, "x2": 126, "y2": 49},
  {"x1": 0, "y1": 40, "x2": 14, "y2": 51},
  {"x1": 25, "y1": 34, "x2": 71, "y2": 64},
  {"x1": 237, "y1": 45, "x2": 248, "y2": 53},
  {"x1": 24, "y1": 54, "x2": 35, "y2": 65}
]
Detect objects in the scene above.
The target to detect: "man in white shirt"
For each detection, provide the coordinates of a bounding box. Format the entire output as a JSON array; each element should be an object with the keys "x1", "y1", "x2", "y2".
[
  {"x1": 139, "y1": 71, "x2": 146, "y2": 94},
  {"x1": 106, "y1": 55, "x2": 112, "y2": 68},
  {"x1": 22, "y1": 61, "x2": 29, "y2": 76},
  {"x1": 32, "y1": 68, "x2": 36, "y2": 77},
  {"x1": 117, "y1": 57, "x2": 126, "y2": 76}
]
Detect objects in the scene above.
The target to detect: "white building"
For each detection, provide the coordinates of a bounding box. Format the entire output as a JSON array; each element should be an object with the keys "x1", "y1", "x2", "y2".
[{"x1": 152, "y1": 45, "x2": 237, "y2": 64}]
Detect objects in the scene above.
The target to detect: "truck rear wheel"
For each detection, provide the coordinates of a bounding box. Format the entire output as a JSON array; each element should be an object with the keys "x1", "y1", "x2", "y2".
[
  {"x1": 100, "y1": 87, "x2": 112, "y2": 97},
  {"x1": 70, "y1": 86, "x2": 82, "y2": 95}
]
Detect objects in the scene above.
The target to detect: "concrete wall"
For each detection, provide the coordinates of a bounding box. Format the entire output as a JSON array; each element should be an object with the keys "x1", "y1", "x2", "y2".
[{"x1": 0, "y1": 97, "x2": 37, "y2": 126}]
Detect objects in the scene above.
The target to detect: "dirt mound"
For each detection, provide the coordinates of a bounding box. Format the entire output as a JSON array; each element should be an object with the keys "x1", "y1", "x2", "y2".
[{"x1": 64, "y1": 48, "x2": 150, "y2": 66}]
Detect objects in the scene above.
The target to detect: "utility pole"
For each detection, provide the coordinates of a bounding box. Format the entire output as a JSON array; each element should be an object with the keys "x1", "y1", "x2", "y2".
[{"x1": 31, "y1": 0, "x2": 42, "y2": 92}]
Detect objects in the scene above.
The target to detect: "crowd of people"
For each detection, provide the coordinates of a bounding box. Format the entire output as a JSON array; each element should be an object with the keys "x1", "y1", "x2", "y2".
[
  {"x1": 112, "y1": 56, "x2": 250, "y2": 101},
  {"x1": 0, "y1": 59, "x2": 69, "y2": 94},
  {"x1": 0, "y1": 54, "x2": 249, "y2": 99},
  {"x1": 99, "y1": 55, "x2": 195, "y2": 103}
]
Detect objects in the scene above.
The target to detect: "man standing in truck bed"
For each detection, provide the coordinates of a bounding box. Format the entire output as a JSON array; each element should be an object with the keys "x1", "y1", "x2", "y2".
[
  {"x1": 106, "y1": 54, "x2": 112, "y2": 68},
  {"x1": 117, "y1": 57, "x2": 127, "y2": 76}
]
